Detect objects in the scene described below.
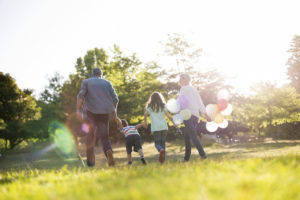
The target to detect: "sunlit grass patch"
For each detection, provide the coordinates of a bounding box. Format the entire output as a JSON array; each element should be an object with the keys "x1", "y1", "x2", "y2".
[{"x1": 0, "y1": 140, "x2": 300, "y2": 200}]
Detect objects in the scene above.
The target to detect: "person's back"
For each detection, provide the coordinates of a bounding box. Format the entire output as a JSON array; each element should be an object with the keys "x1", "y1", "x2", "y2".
[
  {"x1": 179, "y1": 84, "x2": 206, "y2": 118},
  {"x1": 79, "y1": 77, "x2": 118, "y2": 114},
  {"x1": 116, "y1": 118, "x2": 146, "y2": 165},
  {"x1": 147, "y1": 106, "x2": 168, "y2": 132},
  {"x1": 77, "y1": 68, "x2": 119, "y2": 167}
]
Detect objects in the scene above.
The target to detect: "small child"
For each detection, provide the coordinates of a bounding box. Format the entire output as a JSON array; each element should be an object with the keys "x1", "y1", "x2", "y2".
[
  {"x1": 144, "y1": 92, "x2": 178, "y2": 163},
  {"x1": 116, "y1": 118, "x2": 147, "y2": 165}
]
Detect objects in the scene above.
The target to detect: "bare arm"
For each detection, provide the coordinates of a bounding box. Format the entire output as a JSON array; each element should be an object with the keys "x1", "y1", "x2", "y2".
[
  {"x1": 135, "y1": 123, "x2": 144, "y2": 129},
  {"x1": 143, "y1": 110, "x2": 149, "y2": 128},
  {"x1": 115, "y1": 117, "x2": 123, "y2": 133},
  {"x1": 165, "y1": 110, "x2": 178, "y2": 129},
  {"x1": 77, "y1": 98, "x2": 84, "y2": 111}
]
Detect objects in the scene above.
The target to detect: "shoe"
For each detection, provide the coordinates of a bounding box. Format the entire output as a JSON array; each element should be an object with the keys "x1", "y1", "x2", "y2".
[
  {"x1": 141, "y1": 158, "x2": 147, "y2": 165},
  {"x1": 159, "y1": 149, "x2": 165, "y2": 163},
  {"x1": 201, "y1": 155, "x2": 207, "y2": 160},
  {"x1": 127, "y1": 161, "x2": 132, "y2": 166},
  {"x1": 87, "y1": 161, "x2": 95, "y2": 167},
  {"x1": 106, "y1": 150, "x2": 115, "y2": 166}
]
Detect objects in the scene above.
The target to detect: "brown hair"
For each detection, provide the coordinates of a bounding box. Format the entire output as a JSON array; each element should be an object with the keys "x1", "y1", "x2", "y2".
[
  {"x1": 146, "y1": 92, "x2": 166, "y2": 112},
  {"x1": 121, "y1": 119, "x2": 128, "y2": 127}
]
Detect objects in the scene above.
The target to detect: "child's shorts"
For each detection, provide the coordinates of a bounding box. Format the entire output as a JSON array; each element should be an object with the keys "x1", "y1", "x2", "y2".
[{"x1": 125, "y1": 134, "x2": 142, "y2": 154}]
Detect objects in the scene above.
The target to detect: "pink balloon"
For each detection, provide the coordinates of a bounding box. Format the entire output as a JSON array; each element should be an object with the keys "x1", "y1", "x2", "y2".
[
  {"x1": 177, "y1": 95, "x2": 189, "y2": 110},
  {"x1": 218, "y1": 99, "x2": 228, "y2": 111}
]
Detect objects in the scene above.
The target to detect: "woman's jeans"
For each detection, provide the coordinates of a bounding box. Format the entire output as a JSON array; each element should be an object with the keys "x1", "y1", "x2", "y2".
[{"x1": 153, "y1": 130, "x2": 167, "y2": 152}]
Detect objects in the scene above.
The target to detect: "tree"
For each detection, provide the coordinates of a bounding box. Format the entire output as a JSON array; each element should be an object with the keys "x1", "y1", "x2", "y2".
[
  {"x1": 235, "y1": 82, "x2": 300, "y2": 137},
  {"x1": 0, "y1": 72, "x2": 40, "y2": 149},
  {"x1": 61, "y1": 46, "x2": 164, "y2": 142},
  {"x1": 287, "y1": 35, "x2": 300, "y2": 93},
  {"x1": 161, "y1": 33, "x2": 232, "y2": 104},
  {"x1": 28, "y1": 73, "x2": 65, "y2": 139}
]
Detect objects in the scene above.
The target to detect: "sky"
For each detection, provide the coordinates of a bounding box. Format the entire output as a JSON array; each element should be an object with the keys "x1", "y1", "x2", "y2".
[{"x1": 0, "y1": 0, "x2": 299, "y2": 96}]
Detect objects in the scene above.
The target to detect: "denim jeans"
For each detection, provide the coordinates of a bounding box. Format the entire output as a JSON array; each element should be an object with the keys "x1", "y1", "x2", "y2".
[
  {"x1": 86, "y1": 110, "x2": 112, "y2": 165},
  {"x1": 183, "y1": 115, "x2": 206, "y2": 161},
  {"x1": 153, "y1": 130, "x2": 167, "y2": 152}
]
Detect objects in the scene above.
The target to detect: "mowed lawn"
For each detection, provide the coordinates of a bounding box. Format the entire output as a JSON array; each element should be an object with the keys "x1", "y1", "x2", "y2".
[{"x1": 0, "y1": 139, "x2": 300, "y2": 200}]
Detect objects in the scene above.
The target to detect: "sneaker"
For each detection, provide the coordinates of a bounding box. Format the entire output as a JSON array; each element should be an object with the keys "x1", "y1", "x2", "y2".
[
  {"x1": 106, "y1": 150, "x2": 115, "y2": 166},
  {"x1": 141, "y1": 158, "x2": 147, "y2": 165},
  {"x1": 159, "y1": 149, "x2": 165, "y2": 163},
  {"x1": 127, "y1": 161, "x2": 132, "y2": 166}
]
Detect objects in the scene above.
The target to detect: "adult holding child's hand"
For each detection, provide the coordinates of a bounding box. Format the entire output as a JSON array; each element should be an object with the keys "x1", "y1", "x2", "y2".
[{"x1": 77, "y1": 68, "x2": 119, "y2": 167}]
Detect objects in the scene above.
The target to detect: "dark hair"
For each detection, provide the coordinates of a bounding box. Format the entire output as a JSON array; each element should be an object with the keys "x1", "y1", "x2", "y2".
[
  {"x1": 121, "y1": 119, "x2": 128, "y2": 127},
  {"x1": 146, "y1": 92, "x2": 166, "y2": 112}
]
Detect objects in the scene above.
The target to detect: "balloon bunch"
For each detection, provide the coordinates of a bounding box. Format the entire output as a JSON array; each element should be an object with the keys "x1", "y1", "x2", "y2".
[
  {"x1": 205, "y1": 89, "x2": 233, "y2": 132},
  {"x1": 166, "y1": 95, "x2": 192, "y2": 125}
]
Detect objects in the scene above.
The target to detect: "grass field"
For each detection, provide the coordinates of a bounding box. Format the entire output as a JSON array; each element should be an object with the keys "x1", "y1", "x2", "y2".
[{"x1": 0, "y1": 139, "x2": 300, "y2": 200}]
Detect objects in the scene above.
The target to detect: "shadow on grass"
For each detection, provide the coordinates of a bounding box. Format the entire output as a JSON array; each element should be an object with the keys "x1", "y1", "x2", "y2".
[{"x1": 228, "y1": 141, "x2": 300, "y2": 150}]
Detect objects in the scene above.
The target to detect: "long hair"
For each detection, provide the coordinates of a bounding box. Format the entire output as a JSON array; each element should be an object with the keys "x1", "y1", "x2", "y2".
[{"x1": 146, "y1": 92, "x2": 166, "y2": 112}]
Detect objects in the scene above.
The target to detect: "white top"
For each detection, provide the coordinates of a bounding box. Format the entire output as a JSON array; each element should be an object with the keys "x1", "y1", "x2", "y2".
[{"x1": 179, "y1": 85, "x2": 206, "y2": 118}]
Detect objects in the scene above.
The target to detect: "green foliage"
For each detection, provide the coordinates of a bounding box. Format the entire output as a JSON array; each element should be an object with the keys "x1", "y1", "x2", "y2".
[
  {"x1": 0, "y1": 72, "x2": 40, "y2": 149},
  {"x1": 287, "y1": 35, "x2": 300, "y2": 93},
  {"x1": 232, "y1": 82, "x2": 300, "y2": 138}
]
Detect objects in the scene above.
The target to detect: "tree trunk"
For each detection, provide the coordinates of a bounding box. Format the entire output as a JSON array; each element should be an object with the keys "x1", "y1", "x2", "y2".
[{"x1": 4, "y1": 139, "x2": 8, "y2": 150}]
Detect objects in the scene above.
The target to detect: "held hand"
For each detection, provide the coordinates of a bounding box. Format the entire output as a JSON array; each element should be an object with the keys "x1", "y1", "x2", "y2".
[
  {"x1": 143, "y1": 122, "x2": 148, "y2": 129},
  {"x1": 205, "y1": 113, "x2": 212, "y2": 122},
  {"x1": 76, "y1": 110, "x2": 82, "y2": 120}
]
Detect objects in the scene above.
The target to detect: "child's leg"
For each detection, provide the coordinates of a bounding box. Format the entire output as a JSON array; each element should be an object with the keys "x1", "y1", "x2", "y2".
[
  {"x1": 154, "y1": 132, "x2": 163, "y2": 152},
  {"x1": 138, "y1": 149, "x2": 144, "y2": 158},
  {"x1": 125, "y1": 136, "x2": 133, "y2": 165},
  {"x1": 127, "y1": 153, "x2": 132, "y2": 163},
  {"x1": 138, "y1": 149, "x2": 147, "y2": 165},
  {"x1": 161, "y1": 131, "x2": 167, "y2": 159}
]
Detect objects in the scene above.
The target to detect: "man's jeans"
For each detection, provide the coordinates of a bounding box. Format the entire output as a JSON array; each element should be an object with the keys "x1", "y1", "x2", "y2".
[
  {"x1": 183, "y1": 115, "x2": 206, "y2": 161},
  {"x1": 86, "y1": 110, "x2": 112, "y2": 166}
]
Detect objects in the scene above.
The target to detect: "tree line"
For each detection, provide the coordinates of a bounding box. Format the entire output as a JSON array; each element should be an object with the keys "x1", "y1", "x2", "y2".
[{"x1": 1, "y1": 34, "x2": 300, "y2": 149}]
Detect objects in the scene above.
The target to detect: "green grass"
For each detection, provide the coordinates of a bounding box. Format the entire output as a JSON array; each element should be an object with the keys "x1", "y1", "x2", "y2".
[{"x1": 0, "y1": 139, "x2": 300, "y2": 200}]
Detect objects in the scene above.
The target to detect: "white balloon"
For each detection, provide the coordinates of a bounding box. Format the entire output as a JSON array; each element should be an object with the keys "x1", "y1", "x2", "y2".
[
  {"x1": 217, "y1": 89, "x2": 230, "y2": 101},
  {"x1": 180, "y1": 109, "x2": 191, "y2": 120},
  {"x1": 166, "y1": 99, "x2": 180, "y2": 113},
  {"x1": 218, "y1": 119, "x2": 228, "y2": 129},
  {"x1": 220, "y1": 104, "x2": 233, "y2": 116},
  {"x1": 173, "y1": 114, "x2": 184, "y2": 125},
  {"x1": 205, "y1": 104, "x2": 217, "y2": 119},
  {"x1": 206, "y1": 121, "x2": 218, "y2": 132}
]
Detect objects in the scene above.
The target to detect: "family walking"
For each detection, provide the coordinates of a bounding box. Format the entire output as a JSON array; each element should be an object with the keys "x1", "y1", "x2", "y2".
[{"x1": 76, "y1": 68, "x2": 210, "y2": 167}]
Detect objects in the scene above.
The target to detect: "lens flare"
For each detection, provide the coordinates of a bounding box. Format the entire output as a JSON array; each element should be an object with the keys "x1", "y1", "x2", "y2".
[
  {"x1": 81, "y1": 123, "x2": 90, "y2": 133},
  {"x1": 49, "y1": 121, "x2": 77, "y2": 160}
]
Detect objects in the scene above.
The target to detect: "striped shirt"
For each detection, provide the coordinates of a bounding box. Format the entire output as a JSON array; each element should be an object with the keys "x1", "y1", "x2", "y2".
[{"x1": 122, "y1": 126, "x2": 140, "y2": 137}]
